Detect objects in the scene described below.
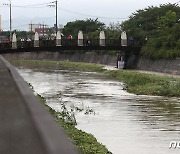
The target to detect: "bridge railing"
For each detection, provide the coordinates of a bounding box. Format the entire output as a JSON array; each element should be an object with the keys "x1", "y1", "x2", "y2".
[
  {"x1": 0, "y1": 39, "x2": 142, "y2": 51},
  {"x1": 39, "y1": 40, "x2": 56, "y2": 47},
  {"x1": 106, "y1": 39, "x2": 121, "y2": 46},
  {"x1": 62, "y1": 39, "x2": 78, "y2": 46},
  {"x1": 0, "y1": 42, "x2": 12, "y2": 50},
  {"x1": 17, "y1": 40, "x2": 34, "y2": 48}
]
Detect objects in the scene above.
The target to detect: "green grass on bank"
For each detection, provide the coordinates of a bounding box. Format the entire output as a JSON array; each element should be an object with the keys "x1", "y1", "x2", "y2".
[
  {"x1": 11, "y1": 60, "x2": 105, "y2": 72},
  {"x1": 38, "y1": 95, "x2": 112, "y2": 154},
  {"x1": 12, "y1": 60, "x2": 180, "y2": 97},
  {"x1": 52, "y1": 50, "x2": 117, "y2": 56},
  {"x1": 104, "y1": 70, "x2": 180, "y2": 97}
]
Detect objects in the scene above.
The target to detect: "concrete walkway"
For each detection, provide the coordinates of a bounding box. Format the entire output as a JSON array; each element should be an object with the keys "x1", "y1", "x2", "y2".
[
  {"x1": 135, "y1": 70, "x2": 180, "y2": 78},
  {"x1": 0, "y1": 56, "x2": 79, "y2": 154},
  {"x1": 102, "y1": 65, "x2": 180, "y2": 78}
]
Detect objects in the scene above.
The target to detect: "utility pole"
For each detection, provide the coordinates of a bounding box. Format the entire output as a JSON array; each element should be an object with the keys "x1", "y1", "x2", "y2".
[
  {"x1": 30, "y1": 21, "x2": 33, "y2": 40},
  {"x1": 30, "y1": 21, "x2": 33, "y2": 32},
  {"x1": 0, "y1": 15, "x2": 1, "y2": 32},
  {"x1": 43, "y1": 21, "x2": 45, "y2": 37},
  {"x1": 9, "y1": 0, "x2": 12, "y2": 42},
  {"x1": 3, "y1": 0, "x2": 12, "y2": 41},
  {"x1": 55, "y1": 0, "x2": 58, "y2": 34},
  {"x1": 48, "y1": 1, "x2": 58, "y2": 34}
]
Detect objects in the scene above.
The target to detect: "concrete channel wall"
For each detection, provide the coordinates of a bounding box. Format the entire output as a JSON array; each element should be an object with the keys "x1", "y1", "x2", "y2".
[
  {"x1": 2, "y1": 51, "x2": 180, "y2": 75},
  {"x1": 0, "y1": 55, "x2": 79, "y2": 154},
  {"x1": 2, "y1": 51, "x2": 117, "y2": 66},
  {"x1": 137, "y1": 57, "x2": 180, "y2": 75}
]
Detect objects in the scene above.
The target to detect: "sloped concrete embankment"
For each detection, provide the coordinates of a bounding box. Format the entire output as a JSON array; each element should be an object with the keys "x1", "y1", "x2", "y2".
[
  {"x1": 2, "y1": 52, "x2": 180, "y2": 75},
  {"x1": 2, "y1": 52, "x2": 117, "y2": 66}
]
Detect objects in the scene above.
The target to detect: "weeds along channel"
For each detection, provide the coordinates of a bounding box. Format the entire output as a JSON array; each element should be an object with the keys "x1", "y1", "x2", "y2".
[
  {"x1": 37, "y1": 92, "x2": 112, "y2": 154},
  {"x1": 25, "y1": 82, "x2": 112, "y2": 153},
  {"x1": 12, "y1": 60, "x2": 180, "y2": 97}
]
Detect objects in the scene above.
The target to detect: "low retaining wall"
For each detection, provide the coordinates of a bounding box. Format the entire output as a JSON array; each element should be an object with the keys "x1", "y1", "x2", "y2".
[
  {"x1": 0, "y1": 56, "x2": 79, "y2": 154},
  {"x1": 2, "y1": 51, "x2": 117, "y2": 66},
  {"x1": 137, "y1": 57, "x2": 180, "y2": 75},
  {"x1": 2, "y1": 51, "x2": 180, "y2": 75}
]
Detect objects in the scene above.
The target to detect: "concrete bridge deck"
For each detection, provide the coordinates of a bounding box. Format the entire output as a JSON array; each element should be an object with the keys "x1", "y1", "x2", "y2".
[{"x1": 0, "y1": 56, "x2": 79, "y2": 154}]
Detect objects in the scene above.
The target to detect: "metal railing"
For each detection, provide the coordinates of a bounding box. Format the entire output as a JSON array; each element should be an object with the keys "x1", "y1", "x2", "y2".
[{"x1": 0, "y1": 39, "x2": 142, "y2": 50}]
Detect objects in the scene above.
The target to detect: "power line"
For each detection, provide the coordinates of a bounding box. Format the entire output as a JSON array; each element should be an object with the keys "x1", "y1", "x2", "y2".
[
  {"x1": 1, "y1": 19, "x2": 9, "y2": 22},
  {"x1": 12, "y1": 24, "x2": 29, "y2": 28},
  {"x1": 12, "y1": 6, "x2": 47, "y2": 8},
  {"x1": 1, "y1": 5, "x2": 48, "y2": 8},
  {"x1": 1, "y1": 2, "x2": 128, "y2": 20},
  {"x1": 16, "y1": 2, "x2": 52, "y2": 7},
  {"x1": 1, "y1": 2, "x2": 128, "y2": 19},
  {"x1": 2, "y1": 16, "x2": 56, "y2": 24},
  {"x1": 59, "y1": 7, "x2": 128, "y2": 20},
  {"x1": 12, "y1": 2, "x2": 52, "y2": 7},
  {"x1": 0, "y1": 1, "x2": 52, "y2": 8},
  {"x1": 1, "y1": 24, "x2": 28, "y2": 30}
]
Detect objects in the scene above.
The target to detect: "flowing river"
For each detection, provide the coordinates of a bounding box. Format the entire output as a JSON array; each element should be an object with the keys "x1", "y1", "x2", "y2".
[{"x1": 16, "y1": 66, "x2": 180, "y2": 154}]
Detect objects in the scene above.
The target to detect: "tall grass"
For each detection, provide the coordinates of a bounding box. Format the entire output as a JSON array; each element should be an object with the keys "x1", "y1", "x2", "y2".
[
  {"x1": 104, "y1": 70, "x2": 180, "y2": 97},
  {"x1": 38, "y1": 95, "x2": 112, "y2": 154},
  {"x1": 12, "y1": 60, "x2": 105, "y2": 72}
]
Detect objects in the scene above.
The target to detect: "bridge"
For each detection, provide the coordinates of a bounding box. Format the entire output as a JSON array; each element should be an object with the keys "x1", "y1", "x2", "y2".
[
  {"x1": 0, "y1": 31, "x2": 141, "y2": 54},
  {"x1": 0, "y1": 37, "x2": 141, "y2": 70},
  {"x1": 0, "y1": 32, "x2": 141, "y2": 154},
  {"x1": 0, "y1": 39, "x2": 141, "y2": 53}
]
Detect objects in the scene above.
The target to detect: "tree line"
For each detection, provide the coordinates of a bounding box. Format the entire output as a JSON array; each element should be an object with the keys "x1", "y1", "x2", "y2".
[
  {"x1": 121, "y1": 3, "x2": 180, "y2": 59},
  {"x1": 62, "y1": 3, "x2": 180, "y2": 59},
  {"x1": 1, "y1": 3, "x2": 179, "y2": 59}
]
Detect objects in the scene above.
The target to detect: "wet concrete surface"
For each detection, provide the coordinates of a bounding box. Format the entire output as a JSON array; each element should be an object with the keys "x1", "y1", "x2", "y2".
[{"x1": 102, "y1": 65, "x2": 180, "y2": 78}]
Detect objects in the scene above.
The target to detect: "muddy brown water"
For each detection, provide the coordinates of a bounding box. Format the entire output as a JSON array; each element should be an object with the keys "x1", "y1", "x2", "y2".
[{"x1": 16, "y1": 66, "x2": 180, "y2": 154}]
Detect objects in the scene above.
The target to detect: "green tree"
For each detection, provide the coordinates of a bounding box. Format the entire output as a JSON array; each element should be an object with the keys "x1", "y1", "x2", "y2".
[
  {"x1": 121, "y1": 4, "x2": 180, "y2": 41},
  {"x1": 62, "y1": 18, "x2": 105, "y2": 39},
  {"x1": 105, "y1": 22, "x2": 122, "y2": 39},
  {"x1": 121, "y1": 3, "x2": 180, "y2": 59},
  {"x1": 157, "y1": 10, "x2": 177, "y2": 28}
]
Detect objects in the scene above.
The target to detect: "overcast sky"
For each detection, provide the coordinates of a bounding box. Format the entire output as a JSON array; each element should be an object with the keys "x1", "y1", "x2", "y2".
[{"x1": 0, "y1": 0, "x2": 179, "y2": 30}]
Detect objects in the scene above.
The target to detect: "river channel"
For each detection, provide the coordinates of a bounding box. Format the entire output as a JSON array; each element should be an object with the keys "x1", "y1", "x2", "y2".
[{"x1": 16, "y1": 66, "x2": 180, "y2": 154}]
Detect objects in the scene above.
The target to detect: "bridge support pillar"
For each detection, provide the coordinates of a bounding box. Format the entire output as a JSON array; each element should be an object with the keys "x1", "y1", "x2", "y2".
[
  {"x1": 34, "y1": 32, "x2": 39, "y2": 47},
  {"x1": 78, "y1": 31, "x2": 83, "y2": 46},
  {"x1": 56, "y1": 31, "x2": 62, "y2": 46},
  {"x1": 99, "y1": 31, "x2": 105, "y2": 46},
  {"x1": 12, "y1": 33, "x2": 17, "y2": 49},
  {"x1": 121, "y1": 31, "x2": 127, "y2": 46}
]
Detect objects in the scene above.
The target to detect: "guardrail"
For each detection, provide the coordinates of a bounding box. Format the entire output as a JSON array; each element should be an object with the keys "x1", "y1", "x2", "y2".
[{"x1": 0, "y1": 56, "x2": 79, "y2": 154}]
